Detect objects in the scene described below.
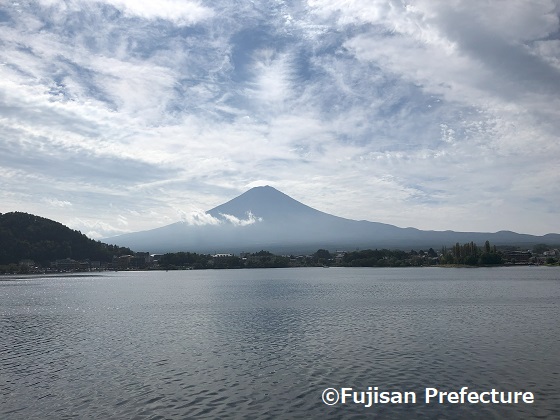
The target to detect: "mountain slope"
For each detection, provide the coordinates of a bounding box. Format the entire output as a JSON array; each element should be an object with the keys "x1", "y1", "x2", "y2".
[
  {"x1": 106, "y1": 186, "x2": 560, "y2": 253},
  {"x1": 0, "y1": 212, "x2": 133, "y2": 265}
]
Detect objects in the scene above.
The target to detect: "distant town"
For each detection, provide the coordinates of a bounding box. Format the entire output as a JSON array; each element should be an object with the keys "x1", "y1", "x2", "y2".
[{"x1": 5, "y1": 243, "x2": 560, "y2": 275}]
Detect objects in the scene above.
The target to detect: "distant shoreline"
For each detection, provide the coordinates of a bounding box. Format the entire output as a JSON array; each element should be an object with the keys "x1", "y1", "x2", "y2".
[{"x1": 2, "y1": 264, "x2": 559, "y2": 279}]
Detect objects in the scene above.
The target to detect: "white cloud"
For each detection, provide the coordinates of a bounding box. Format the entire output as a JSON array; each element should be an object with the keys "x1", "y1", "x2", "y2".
[
  {"x1": 66, "y1": 217, "x2": 129, "y2": 238},
  {"x1": 248, "y1": 49, "x2": 295, "y2": 107},
  {"x1": 108, "y1": 0, "x2": 214, "y2": 25},
  {"x1": 245, "y1": 180, "x2": 277, "y2": 189},
  {"x1": 220, "y1": 211, "x2": 263, "y2": 226},
  {"x1": 43, "y1": 198, "x2": 73, "y2": 208},
  {"x1": 177, "y1": 210, "x2": 263, "y2": 227},
  {"x1": 36, "y1": 0, "x2": 214, "y2": 25},
  {"x1": 0, "y1": 0, "x2": 558, "y2": 237},
  {"x1": 179, "y1": 210, "x2": 222, "y2": 226}
]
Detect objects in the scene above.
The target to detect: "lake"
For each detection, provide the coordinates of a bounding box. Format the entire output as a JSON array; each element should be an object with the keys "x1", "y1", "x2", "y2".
[{"x1": 1, "y1": 267, "x2": 559, "y2": 419}]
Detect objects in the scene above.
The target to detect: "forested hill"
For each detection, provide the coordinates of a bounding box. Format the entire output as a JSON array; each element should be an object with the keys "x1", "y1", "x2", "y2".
[{"x1": 0, "y1": 212, "x2": 133, "y2": 266}]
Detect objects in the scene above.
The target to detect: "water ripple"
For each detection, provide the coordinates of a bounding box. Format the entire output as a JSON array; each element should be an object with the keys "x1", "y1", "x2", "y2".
[{"x1": 1, "y1": 268, "x2": 559, "y2": 419}]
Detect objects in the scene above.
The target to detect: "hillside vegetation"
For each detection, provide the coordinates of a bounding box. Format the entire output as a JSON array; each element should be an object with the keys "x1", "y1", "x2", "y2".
[{"x1": 0, "y1": 212, "x2": 132, "y2": 266}]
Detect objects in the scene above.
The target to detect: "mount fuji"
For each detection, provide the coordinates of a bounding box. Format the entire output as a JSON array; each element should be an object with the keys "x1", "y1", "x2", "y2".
[{"x1": 106, "y1": 186, "x2": 560, "y2": 253}]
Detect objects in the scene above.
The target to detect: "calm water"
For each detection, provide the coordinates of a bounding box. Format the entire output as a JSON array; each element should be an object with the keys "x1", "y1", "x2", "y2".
[{"x1": 1, "y1": 267, "x2": 559, "y2": 419}]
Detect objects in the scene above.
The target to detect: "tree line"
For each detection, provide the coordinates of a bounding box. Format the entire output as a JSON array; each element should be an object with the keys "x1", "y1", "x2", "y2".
[
  {"x1": 317, "y1": 241, "x2": 504, "y2": 267},
  {"x1": 439, "y1": 240, "x2": 502, "y2": 265},
  {"x1": 159, "y1": 241, "x2": 508, "y2": 270},
  {"x1": 158, "y1": 250, "x2": 290, "y2": 270}
]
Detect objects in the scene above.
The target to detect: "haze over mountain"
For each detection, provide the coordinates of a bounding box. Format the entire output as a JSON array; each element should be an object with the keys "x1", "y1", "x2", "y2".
[{"x1": 106, "y1": 186, "x2": 560, "y2": 254}]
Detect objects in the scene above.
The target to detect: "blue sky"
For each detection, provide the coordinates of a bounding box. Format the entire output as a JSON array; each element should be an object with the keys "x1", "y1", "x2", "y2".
[{"x1": 1, "y1": 0, "x2": 559, "y2": 238}]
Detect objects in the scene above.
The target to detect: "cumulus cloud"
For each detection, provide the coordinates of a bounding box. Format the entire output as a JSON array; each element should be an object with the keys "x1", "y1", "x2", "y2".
[
  {"x1": 178, "y1": 209, "x2": 263, "y2": 227},
  {"x1": 179, "y1": 210, "x2": 222, "y2": 226},
  {"x1": 220, "y1": 211, "x2": 263, "y2": 226}
]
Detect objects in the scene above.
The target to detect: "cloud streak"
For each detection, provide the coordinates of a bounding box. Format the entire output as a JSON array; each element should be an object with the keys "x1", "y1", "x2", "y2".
[{"x1": 178, "y1": 210, "x2": 263, "y2": 227}]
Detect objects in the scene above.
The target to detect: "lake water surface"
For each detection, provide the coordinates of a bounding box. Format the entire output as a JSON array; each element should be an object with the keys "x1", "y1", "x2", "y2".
[{"x1": 1, "y1": 267, "x2": 559, "y2": 419}]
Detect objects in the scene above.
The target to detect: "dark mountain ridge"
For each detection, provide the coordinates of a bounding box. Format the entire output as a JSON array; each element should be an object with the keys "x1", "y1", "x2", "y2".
[
  {"x1": 106, "y1": 186, "x2": 560, "y2": 253},
  {"x1": 0, "y1": 212, "x2": 132, "y2": 265}
]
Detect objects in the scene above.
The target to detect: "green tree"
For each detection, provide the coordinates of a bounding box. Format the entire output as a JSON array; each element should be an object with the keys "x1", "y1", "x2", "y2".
[
  {"x1": 533, "y1": 244, "x2": 550, "y2": 254},
  {"x1": 314, "y1": 249, "x2": 332, "y2": 265}
]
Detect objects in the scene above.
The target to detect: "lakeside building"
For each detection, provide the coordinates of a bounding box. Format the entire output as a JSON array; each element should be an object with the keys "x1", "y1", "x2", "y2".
[
  {"x1": 503, "y1": 251, "x2": 532, "y2": 264},
  {"x1": 52, "y1": 258, "x2": 89, "y2": 271}
]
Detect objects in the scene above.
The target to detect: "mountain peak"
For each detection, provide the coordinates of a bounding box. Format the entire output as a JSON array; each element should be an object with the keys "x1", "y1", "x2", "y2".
[
  {"x1": 241, "y1": 185, "x2": 290, "y2": 199},
  {"x1": 207, "y1": 186, "x2": 321, "y2": 220},
  {"x1": 244, "y1": 185, "x2": 279, "y2": 195}
]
